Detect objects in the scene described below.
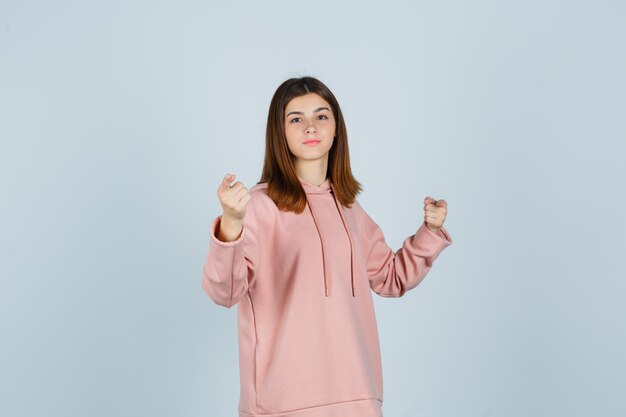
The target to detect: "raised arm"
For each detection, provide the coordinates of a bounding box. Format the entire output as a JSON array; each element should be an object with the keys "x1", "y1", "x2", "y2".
[
  {"x1": 201, "y1": 174, "x2": 261, "y2": 308},
  {"x1": 356, "y1": 201, "x2": 453, "y2": 297}
]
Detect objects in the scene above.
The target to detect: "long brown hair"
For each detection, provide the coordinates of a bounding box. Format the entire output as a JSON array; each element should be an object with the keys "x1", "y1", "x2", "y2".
[{"x1": 258, "y1": 76, "x2": 362, "y2": 213}]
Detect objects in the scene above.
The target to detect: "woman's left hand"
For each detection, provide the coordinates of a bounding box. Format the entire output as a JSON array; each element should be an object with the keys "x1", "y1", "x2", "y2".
[{"x1": 423, "y1": 196, "x2": 447, "y2": 234}]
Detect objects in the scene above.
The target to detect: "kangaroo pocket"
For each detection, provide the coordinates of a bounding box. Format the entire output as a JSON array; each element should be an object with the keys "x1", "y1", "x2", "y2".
[{"x1": 254, "y1": 298, "x2": 381, "y2": 414}]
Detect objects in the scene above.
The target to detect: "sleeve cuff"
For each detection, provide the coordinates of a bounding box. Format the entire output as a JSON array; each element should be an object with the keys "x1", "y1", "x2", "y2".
[
  {"x1": 210, "y1": 215, "x2": 246, "y2": 247},
  {"x1": 417, "y1": 221, "x2": 453, "y2": 245}
]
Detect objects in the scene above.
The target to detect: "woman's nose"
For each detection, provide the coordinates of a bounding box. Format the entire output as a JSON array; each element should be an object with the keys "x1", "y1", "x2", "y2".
[{"x1": 305, "y1": 121, "x2": 317, "y2": 134}]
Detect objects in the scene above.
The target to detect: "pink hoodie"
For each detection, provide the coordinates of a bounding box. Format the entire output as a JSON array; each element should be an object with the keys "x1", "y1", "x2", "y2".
[{"x1": 202, "y1": 176, "x2": 453, "y2": 417}]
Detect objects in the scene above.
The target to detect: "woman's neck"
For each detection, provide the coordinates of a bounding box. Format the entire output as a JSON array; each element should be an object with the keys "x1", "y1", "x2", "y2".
[{"x1": 295, "y1": 160, "x2": 328, "y2": 187}]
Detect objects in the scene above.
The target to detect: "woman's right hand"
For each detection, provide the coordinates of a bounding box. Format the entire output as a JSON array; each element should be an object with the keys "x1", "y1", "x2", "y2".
[{"x1": 217, "y1": 173, "x2": 251, "y2": 222}]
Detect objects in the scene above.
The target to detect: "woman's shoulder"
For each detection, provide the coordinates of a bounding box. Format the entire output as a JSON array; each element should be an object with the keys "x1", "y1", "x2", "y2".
[
  {"x1": 348, "y1": 196, "x2": 377, "y2": 225},
  {"x1": 249, "y1": 182, "x2": 269, "y2": 198},
  {"x1": 248, "y1": 182, "x2": 276, "y2": 211}
]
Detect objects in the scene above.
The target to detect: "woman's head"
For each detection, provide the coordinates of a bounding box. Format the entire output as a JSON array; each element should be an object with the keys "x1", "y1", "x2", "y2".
[
  {"x1": 283, "y1": 92, "x2": 336, "y2": 174},
  {"x1": 260, "y1": 76, "x2": 362, "y2": 213}
]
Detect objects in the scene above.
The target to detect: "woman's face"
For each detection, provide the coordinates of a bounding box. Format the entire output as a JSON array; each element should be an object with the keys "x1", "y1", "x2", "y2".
[{"x1": 283, "y1": 93, "x2": 336, "y2": 165}]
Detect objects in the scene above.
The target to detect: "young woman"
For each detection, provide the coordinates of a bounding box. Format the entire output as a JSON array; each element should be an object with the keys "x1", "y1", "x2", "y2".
[{"x1": 202, "y1": 76, "x2": 453, "y2": 417}]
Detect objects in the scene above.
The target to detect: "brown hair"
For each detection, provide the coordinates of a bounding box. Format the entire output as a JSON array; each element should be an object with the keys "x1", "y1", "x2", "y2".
[{"x1": 258, "y1": 76, "x2": 363, "y2": 213}]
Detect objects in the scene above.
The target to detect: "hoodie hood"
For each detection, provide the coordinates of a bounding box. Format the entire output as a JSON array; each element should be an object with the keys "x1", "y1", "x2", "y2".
[{"x1": 298, "y1": 176, "x2": 357, "y2": 298}]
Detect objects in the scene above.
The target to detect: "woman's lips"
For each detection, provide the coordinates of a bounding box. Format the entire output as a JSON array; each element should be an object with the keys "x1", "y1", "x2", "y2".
[{"x1": 303, "y1": 139, "x2": 320, "y2": 146}]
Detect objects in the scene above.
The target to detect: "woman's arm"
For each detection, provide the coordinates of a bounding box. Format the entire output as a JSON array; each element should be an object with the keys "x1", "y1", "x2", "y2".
[
  {"x1": 202, "y1": 199, "x2": 261, "y2": 308},
  {"x1": 356, "y1": 201, "x2": 453, "y2": 297}
]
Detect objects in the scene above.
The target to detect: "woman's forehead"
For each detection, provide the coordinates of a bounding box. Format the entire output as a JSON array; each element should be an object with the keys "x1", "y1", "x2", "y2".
[{"x1": 285, "y1": 93, "x2": 331, "y2": 113}]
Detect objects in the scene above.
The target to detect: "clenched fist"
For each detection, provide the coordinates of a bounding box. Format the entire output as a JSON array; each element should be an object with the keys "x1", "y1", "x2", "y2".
[
  {"x1": 215, "y1": 173, "x2": 250, "y2": 242},
  {"x1": 423, "y1": 196, "x2": 447, "y2": 234},
  {"x1": 217, "y1": 173, "x2": 251, "y2": 221}
]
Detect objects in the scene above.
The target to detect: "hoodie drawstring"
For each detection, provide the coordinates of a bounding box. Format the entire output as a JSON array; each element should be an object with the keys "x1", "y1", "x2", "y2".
[
  {"x1": 331, "y1": 188, "x2": 356, "y2": 297},
  {"x1": 305, "y1": 182, "x2": 356, "y2": 298},
  {"x1": 306, "y1": 202, "x2": 331, "y2": 297}
]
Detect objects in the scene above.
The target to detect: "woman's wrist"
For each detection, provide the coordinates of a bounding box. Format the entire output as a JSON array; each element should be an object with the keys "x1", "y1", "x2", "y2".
[
  {"x1": 425, "y1": 223, "x2": 440, "y2": 234},
  {"x1": 216, "y1": 215, "x2": 244, "y2": 242}
]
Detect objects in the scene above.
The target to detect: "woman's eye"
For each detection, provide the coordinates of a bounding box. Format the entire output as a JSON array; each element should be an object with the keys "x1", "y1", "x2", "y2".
[{"x1": 289, "y1": 115, "x2": 327, "y2": 123}]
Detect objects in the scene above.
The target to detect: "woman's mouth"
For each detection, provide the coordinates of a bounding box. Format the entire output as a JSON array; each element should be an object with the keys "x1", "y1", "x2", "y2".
[{"x1": 303, "y1": 139, "x2": 320, "y2": 146}]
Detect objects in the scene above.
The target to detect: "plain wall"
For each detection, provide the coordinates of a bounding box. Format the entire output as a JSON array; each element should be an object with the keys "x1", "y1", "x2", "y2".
[{"x1": 1, "y1": 1, "x2": 625, "y2": 416}]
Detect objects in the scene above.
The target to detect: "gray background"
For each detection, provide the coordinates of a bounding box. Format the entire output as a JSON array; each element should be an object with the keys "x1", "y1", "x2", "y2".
[{"x1": 1, "y1": 1, "x2": 625, "y2": 416}]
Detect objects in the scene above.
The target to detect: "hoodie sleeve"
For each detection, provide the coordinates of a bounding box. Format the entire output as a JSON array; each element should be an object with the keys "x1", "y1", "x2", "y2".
[
  {"x1": 201, "y1": 196, "x2": 261, "y2": 308},
  {"x1": 356, "y1": 201, "x2": 453, "y2": 298}
]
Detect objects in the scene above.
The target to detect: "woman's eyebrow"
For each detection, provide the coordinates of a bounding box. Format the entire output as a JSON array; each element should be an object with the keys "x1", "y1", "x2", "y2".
[{"x1": 286, "y1": 107, "x2": 330, "y2": 117}]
